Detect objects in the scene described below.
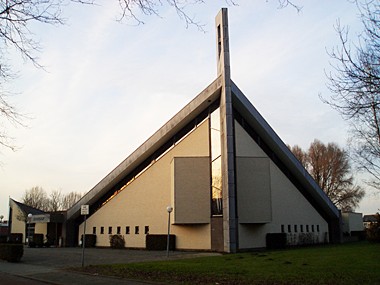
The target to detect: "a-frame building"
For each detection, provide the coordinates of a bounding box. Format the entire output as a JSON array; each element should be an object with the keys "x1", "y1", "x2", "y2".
[{"x1": 65, "y1": 9, "x2": 341, "y2": 252}]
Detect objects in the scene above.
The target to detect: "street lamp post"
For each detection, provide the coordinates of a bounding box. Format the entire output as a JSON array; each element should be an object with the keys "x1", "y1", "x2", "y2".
[
  {"x1": 27, "y1": 213, "x2": 32, "y2": 245},
  {"x1": 166, "y1": 206, "x2": 173, "y2": 257},
  {"x1": 0, "y1": 215, "x2": 3, "y2": 237}
]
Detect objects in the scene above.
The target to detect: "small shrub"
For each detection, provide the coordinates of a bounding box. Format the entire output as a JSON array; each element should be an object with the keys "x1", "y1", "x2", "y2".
[
  {"x1": 109, "y1": 235, "x2": 125, "y2": 249},
  {"x1": 0, "y1": 244, "x2": 24, "y2": 262}
]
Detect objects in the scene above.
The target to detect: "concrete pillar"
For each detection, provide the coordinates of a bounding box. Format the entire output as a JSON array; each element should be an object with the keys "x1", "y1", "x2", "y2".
[{"x1": 215, "y1": 8, "x2": 238, "y2": 253}]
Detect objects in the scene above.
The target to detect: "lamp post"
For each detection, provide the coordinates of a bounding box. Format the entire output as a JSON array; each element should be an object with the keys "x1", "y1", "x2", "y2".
[
  {"x1": 0, "y1": 215, "x2": 3, "y2": 237},
  {"x1": 166, "y1": 206, "x2": 173, "y2": 257},
  {"x1": 27, "y1": 213, "x2": 32, "y2": 245}
]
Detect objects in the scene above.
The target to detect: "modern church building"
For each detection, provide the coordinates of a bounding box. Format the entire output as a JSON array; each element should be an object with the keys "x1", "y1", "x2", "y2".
[{"x1": 12, "y1": 9, "x2": 341, "y2": 253}]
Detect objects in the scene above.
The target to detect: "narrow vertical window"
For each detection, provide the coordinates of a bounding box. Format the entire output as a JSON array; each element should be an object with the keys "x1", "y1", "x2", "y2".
[
  {"x1": 294, "y1": 225, "x2": 298, "y2": 233},
  {"x1": 288, "y1": 225, "x2": 291, "y2": 233},
  {"x1": 117, "y1": 226, "x2": 121, "y2": 235},
  {"x1": 312, "y1": 225, "x2": 315, "y2": 232},
  {"x1": 300, "y1": 225, "x2": 304, "y2": 233},
  {"x1": 100, "y1": 227, "x2": 104, "y2": 234},
  {"x1": 135, "y1": 226, "x2": 139, "y2": 234},
  {"x1": 306, "y1": 225, "x2": 309, "y2": 232},
  {"x1": 126, "y1": 226, "x2": 130, "y2": 234},
  {"x1": 108, "y1": 226, "x2": 112, "y2": 234},
  {"x1": 145, "y1": 226, "x2": 149, "y2": 235},
  {"x1": 92, "y1": 227, "x2": 96, "y2": 235},
  {"x1": 210, "y1": 108, "x2": 223, "y2": 216},
  {"x1": 217, "y1": 25, "x2": 222, "y2": 58},
  {"x1": 317, "y1": 225, "x2": 320, "y2": 232},
  {"x1": 281, "y1": 225, "x2": 285, "y2": 233}
]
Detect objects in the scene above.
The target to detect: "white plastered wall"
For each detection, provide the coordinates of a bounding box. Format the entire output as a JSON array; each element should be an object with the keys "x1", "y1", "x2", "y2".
[
  {"x1": 79, "y1": 119, "x2": 211, "y2": 250},
  {"x1": 235, "y1": 121, "x2": 329, "y2": 249},
  {"x1": 9, "y1": 200, "x2": 26, "y2": 237},
  {"x1": 34, "y1": 223, "x2": 48, "y2": 236}
]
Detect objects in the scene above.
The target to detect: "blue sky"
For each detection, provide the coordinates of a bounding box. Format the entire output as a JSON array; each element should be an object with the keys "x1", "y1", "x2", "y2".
[{"x1": 1, "y1": 1, "x2": 378, "y2": 217}]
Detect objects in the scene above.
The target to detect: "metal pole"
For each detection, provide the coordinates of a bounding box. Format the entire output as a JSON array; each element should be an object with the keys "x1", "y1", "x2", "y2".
[
  {"x1": 166, "y1": 211, "x2": 171, "y2": 257},
  {"x1": 81, "y1": 214, "x2": 87, "y2": 267}
]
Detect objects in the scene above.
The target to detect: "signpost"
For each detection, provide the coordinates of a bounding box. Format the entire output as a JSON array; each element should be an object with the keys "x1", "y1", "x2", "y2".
[{"x1": 81, "y1": 205, "x2": 89, "y2": 267}]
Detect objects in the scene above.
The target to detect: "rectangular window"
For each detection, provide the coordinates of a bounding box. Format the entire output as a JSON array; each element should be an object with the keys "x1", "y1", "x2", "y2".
[
  {"x1": 126, "y1": 226, "x2": 130, "y2": 234},
  {"x1": 135, "y1": 226, "x2": 139, "y2": 234},
  {"x1": 92, "y1": 227, "x2": 96, "y2": 235},
  {"x1": 145, "y1": 226, "x2": 149, "y2": 234},
  {"x1": 108, "y1": 226, "x2": 112, "y2": 234},
  {"x1": 300, "y1": 225, "x2": 304, "y2": 233},
  {"x1": 288, "y1": 225, "x2": 291, "y2": 233},
  {"x1": 306, "y1": 225, "x2": 309, "y2": 232},
  {"x1": 317, "y1": 225, "x2": 320, "y2": 232},
  {"x1": 281, "y1": 225, "x2": 285, "y2": 233},
  {"x1": 117, "y1": 226, "x2": 121, "y2": 235},
  {"x1": 294, "y1": 225, "x2": 298, "y2": 233},
  {"x1": 100, "y1": 227, "x2": 104, "y2": 234},
  {"x1": 312, "y1": 225, "x2": 315, "y2": 232}
]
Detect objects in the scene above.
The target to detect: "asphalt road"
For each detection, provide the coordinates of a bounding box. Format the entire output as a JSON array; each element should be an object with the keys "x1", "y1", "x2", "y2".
[{"x1": 0, "y1": 246, "x2": 220, "y2": 284}]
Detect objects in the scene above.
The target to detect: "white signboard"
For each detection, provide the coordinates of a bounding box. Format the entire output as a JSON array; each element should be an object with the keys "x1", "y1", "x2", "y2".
[
  {"x1": 81, "y1": 205, "x2": 89, "y2": 215},
  {"x1": 31, "y1": 214, "x2": 50, "y2": 223}
]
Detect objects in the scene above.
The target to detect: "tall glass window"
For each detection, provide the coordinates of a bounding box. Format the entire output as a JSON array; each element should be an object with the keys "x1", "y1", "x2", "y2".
[{"x1": 210, "y1": 108, "x2": 223, "y2": 215}]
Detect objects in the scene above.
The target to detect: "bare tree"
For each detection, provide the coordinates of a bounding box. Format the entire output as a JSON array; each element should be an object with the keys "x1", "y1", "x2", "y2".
[
  {"x1": 324, "y1": 0, "x2": 380, "y2": 190},
  {"x1": 61, "y1": 191, "x2": 82, "y2": 210},
  {"x1": 22, "y1": 186, "x2": 83, "y2": 211},
  {"x1": 48, "y1": 189, "x2": 63, "y2": 211},
  {"x1": 289, "y1": 140, "x2": 365, "y2": 211},
  {"x1": 21, "y1": 186, "x2": 49, "y2": 211}
]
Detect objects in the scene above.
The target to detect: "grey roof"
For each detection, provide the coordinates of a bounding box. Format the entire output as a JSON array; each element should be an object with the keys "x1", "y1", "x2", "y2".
[
  {"x1": 11, "y1": 199, "x2": 46, "y2": 216},
  {"x1": 67, "y1": 75, "x2": 339, "y2": 222}
]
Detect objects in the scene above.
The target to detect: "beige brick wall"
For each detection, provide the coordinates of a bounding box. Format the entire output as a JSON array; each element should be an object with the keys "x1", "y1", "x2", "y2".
[{"x1": 79, "y1": 119, "x2": 211, "y2": 250}]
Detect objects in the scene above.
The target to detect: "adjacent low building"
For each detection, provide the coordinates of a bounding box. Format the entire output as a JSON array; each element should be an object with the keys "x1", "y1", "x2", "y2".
[{"x1": 8, "y1": 198, "x2": 64, "y2": 245}]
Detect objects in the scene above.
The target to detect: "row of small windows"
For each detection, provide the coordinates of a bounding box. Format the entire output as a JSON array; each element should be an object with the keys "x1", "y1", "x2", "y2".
[
  {"x1": 281, "y1": 224, "x2": 320, "y2": 233},
  {"x1": 93, "y1": 226, "x2": 149, "y2": 235}
]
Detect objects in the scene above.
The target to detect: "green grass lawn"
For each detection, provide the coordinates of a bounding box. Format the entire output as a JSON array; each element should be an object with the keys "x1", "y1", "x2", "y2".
[{"x1": 79, "y1": 242, "x2": 380, "y2": 284}]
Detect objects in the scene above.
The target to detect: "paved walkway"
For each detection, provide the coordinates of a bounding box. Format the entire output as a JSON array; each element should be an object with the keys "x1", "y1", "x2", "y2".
[{"x1": 0, "y1": 247, "x2": 220, "y2": 284}]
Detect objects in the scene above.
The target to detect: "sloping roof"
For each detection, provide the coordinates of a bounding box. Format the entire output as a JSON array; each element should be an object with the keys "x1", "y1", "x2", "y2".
[
  {"x1": 11, "y1": 199, "x2": 46, "y2": 216},
  {"x1": 67, "y1": 77, "x2": 339, "y2": 222}
]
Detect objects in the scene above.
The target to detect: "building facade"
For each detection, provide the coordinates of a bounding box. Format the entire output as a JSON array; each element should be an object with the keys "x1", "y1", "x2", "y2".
[{"x1": 63, "y1": 9, "x2": 340, "y2": 252}]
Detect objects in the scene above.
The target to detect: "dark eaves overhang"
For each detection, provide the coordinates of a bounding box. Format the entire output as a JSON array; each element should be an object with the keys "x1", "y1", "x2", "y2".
[
  {"x1": 67, "y1": 76, "x2": 223, "y2": 221},
  {"x1": 231, "y1": 81, "x2": 340, "y2": 220}
]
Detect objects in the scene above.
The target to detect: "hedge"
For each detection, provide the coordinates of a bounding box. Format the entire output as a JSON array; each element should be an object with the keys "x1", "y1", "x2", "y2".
[
  {"x1": 0, "y1": 244, "x2": 24, "y2": 262},
  {"x1": 80, "y1": 234, "x2": 96, "y2": 247},
  {"x1": 8, "y1": 233, "x2": 23, "y2": 244},
  {"x1": 146, "y1": 234, "x2": 176, "y2": 250},
  {"x1": 29, "y1": 233, "x2": 44, "y2": 248},
  {"x1": 266, "y1": 233, "x2": 287, "y2": 249}
]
